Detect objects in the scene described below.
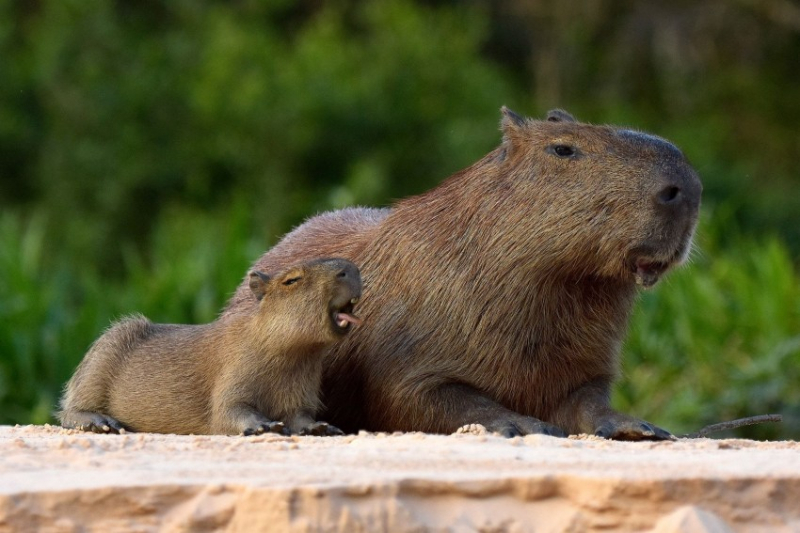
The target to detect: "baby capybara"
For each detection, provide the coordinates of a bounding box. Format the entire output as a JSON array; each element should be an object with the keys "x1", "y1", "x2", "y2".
[{"x1": 59, "y1": 258, "x2": 362, "y2": 436}]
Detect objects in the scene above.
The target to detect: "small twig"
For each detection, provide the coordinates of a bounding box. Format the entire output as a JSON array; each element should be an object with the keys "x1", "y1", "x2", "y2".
[{"x1": 681, "y1": 414, "x2": 783, "y2": 438}]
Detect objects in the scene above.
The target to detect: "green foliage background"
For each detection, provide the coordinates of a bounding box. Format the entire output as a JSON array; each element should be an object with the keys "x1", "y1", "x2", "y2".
[{"x1": 1, "y1": 0, "x2": 798, "y2": 439}]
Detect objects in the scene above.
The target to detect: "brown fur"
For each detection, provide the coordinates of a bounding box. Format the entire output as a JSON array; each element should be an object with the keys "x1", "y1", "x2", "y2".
[
  {"x1": 224, "y1": 108, "x2": 702, "y2": 439},
  {"x1": 59, "y1": 258, "x2": 362, "y2": 436}
]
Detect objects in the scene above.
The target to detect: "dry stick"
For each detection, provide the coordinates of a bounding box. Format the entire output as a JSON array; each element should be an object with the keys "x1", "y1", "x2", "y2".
[{"x1": 680, "y1": 414, "x2": 783, "y2": 438}]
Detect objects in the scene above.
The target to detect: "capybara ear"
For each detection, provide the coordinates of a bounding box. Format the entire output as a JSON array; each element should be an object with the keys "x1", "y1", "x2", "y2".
[
  {"x1": 500, "y1": 106, "x2": 527, "y2": 131},
  {"x1": 546, "y1": 109, "x2": 577, "y2": 123},
  {"x1": 500, "y1": 106, "x2": 529, "y2": 156},
  {"x1": 248, "y1": 271, "x2": 271, "y2": 301}
]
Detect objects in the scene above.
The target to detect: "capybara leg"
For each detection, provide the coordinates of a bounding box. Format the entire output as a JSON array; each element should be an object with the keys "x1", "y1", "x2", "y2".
[
  {"x1": 219, "y1": 402, "x2": 287, "y2": 436},
  {"x1": 551, "y1": 378, "x2": 674, "y2": 441},
  {"x1": 298, "y1": 421, "x2": 344, "y2": 437},
  {"x1": 426, "y1": 383, "x2": 566, "y2": 438},
  {"x1": 60, "y1": 410, "x2": 127, "y2": 434}
]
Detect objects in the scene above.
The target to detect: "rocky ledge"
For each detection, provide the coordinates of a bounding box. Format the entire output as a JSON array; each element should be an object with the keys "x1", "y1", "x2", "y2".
[{"x1": 2, "y1": 425, "x2": 799, "y2": 532}]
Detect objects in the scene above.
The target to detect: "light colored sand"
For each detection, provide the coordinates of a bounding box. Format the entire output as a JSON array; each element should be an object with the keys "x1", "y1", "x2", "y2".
[{"x1": 1, "y1": 424, "x2": 799, "y2": 532}]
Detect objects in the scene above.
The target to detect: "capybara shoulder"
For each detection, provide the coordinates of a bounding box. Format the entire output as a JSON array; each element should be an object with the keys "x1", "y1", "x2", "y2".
[{"x1": 226, "y1": 208, "x2": 386, "y2": 314}]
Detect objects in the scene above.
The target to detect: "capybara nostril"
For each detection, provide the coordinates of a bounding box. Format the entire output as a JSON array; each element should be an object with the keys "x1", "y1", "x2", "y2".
[{"x1": 656, "y1": 185, "x2": 681, "y2": 205}]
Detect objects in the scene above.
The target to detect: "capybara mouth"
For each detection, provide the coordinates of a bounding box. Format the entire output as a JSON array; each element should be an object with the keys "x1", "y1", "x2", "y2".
[
  {"x1": 330, "y1": 297, "x2": 362, "y2": 334},
  {"x1": 631, "y1": 258, "x2": 671, "y2": 288},
  {"x1": 628, "y1": 222, "x2": 696, "y2": 288}
]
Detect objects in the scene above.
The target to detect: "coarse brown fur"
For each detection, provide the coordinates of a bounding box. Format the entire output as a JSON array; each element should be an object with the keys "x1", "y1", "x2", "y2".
[
  {"x1": 59, "y1": 258, "x2": 362, "y2": 436},
  {"x1": 224, "y1": 109, "x2": 702, "y2": 440}
]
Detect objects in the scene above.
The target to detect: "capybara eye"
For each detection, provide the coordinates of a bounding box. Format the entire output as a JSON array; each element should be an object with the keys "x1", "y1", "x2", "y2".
[
  {"x1": 549, "y1": 144, "x2": 576, "y2": 158},
  {"x1": 283, "y1": 277, "x2": 301, "y2": 286}
]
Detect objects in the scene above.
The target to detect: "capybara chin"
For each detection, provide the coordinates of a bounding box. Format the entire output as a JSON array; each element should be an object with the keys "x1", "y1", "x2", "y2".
[
  {"x1": 58, "y1": 258, "x2": 362, "y2": 436},
  {"x1": 224, "y1": 108, "x2": 702, "y2": 440}
]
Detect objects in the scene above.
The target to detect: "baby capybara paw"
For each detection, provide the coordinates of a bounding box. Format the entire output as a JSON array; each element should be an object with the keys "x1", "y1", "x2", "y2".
[
  {"x1": 298, "y1": 421, "x2": 344, "y2": 437},
  {"x1": 60, "y1": 410, "x2": 127, "y2": 434},
  {"x1": 242, "y1": 421, "x2": 287, "y2": 436},
  {"x1": 593, "y1": 413, "x2": 674, "y2": 441}
]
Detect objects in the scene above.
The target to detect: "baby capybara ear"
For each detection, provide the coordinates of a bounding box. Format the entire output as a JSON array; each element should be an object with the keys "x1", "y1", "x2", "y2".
[
  {"x1": 248, "y1": 271, "x2": 271, "y2": 301},
  {"x1": 546, "y1": 109, "x2": 577, "y2": 123}
]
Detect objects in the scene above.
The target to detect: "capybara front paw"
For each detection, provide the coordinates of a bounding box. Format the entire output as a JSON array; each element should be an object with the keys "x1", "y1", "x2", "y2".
[
  {"x1": 486, "y1": 417, "x2": 566, "y2": 438},
  {"x1": 242, "y1": 421, "x2": 287, "y2": 436},
  {"x1": 298, "y1": 421, "x2": 344, "y2": 437},
  {"x1": 593, "y1": 414, "x2": 674, "y2": 441},
  {"x1": 61, "y1": 411, "x2": 127, "y2": 434}
]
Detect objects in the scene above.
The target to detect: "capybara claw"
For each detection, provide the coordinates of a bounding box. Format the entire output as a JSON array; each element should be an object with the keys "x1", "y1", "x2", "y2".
[
  {"x1": 487, "y1": 417, "x2": 566, "y2": 438},
  {"x1": 243, "y1": 421, "x2": 287, "y2": 436},
  {"x1": 593, "y1": 414, "x2": 673, "y2": 441},
  {"x1": 66, "y1": 412, "x2": 125, "y2": 434},
  {"x1": 539, "y1": 424, "x2": 568, "y2": 438},
  {"x1": 638, "y1": 422, "x2": 656, "y2": 437},
  {"x1": 85, "y1": 422, "x2": 117, "y2": 434},
  {"x1": 594, "y1": 425, "x2": 611, "y2": 439},
  {"x1": 323, "y1": 424, "x2": 345, "y2": 436},
  {"x1": 497, "y1": 425, "x2": 522, "y2": 438},
  {"x1": 267, "y1": 421, "x2": 287, "y2": 434},
  {"x1": 299, "y1": 421, "x2": 343, "y2": 436}
]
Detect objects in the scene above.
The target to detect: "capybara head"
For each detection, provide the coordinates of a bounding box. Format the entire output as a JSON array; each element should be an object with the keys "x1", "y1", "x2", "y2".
[
  {"x1": 493, "y1": 107, "x2": 702, "y2": 287},
  {"x1": 248, "y1": 258, "x2": 362, "y2": 343}
]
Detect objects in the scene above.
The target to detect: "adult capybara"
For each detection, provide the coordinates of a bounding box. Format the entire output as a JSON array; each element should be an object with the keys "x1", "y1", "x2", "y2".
[
  {"x1": 225, "y1": 108, "x2": 702, "y2": 439},
  {"x1": 59, "y1": 258, "x2": 362, "y2": 436}
]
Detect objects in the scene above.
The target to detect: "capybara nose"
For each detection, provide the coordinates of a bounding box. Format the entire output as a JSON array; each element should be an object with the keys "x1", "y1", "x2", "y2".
[
  {"x1": 333, "y1": 262, "x2": 362, "y2": 294},
  {"x1": 337, "y1": 266, "x2": 357, "y2": 282},
  {"x1": 653, "y1": 168, "x2": 701, "y2": 212}
]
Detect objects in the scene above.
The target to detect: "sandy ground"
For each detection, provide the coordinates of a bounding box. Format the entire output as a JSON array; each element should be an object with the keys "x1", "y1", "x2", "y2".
[{"x1": 1, "y1": 425, "x2": 799, "y2": 532}]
